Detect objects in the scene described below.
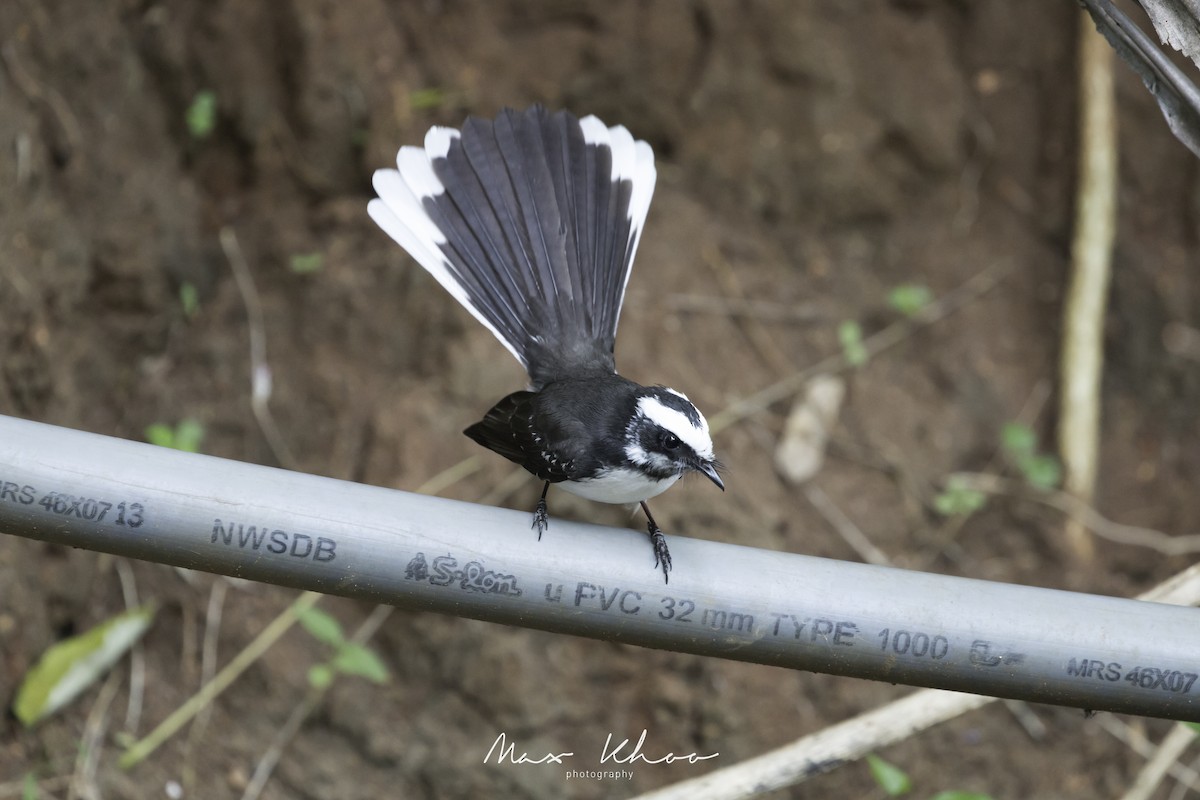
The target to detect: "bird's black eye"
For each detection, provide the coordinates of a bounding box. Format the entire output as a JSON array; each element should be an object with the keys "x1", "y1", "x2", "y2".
[{"x1": 661, "y1": 432, "x2": 681, "y2": 451}]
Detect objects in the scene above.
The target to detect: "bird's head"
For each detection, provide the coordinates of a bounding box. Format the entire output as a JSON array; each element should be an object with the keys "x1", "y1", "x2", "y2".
[{"x1": 623, "y1": 388, "x2": 724, "y2": 490}]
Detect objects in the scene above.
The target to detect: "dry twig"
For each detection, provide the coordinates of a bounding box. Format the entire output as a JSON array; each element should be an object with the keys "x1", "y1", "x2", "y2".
[
  {"x1": 1059, "y1": 11, "x2": 1118, "y2": 561},
  {"x1": 181, "y1": 577, "x2": 231, "y2": 793},
  {"x1": 220, "y1": 227, "x2": 298, "y2": 470},
  {"x1": 659, "y1": 293, "x2": 822, "y2": 323},
  {"x1": 0, "y1": 39, "x2": 83, "y2": 161},
  {"x1": 1107, "y1": 719, "x2": 1200, "y2": 800},
  {"x1": 71, "y1": 670, "x2": 121, "y2": 800},
  {"x1": 802, "y1": 484, "x2": 890, "y2": 566},
  {"x1": 113, "y1": 558, "x2": 146, "y2": 735}
]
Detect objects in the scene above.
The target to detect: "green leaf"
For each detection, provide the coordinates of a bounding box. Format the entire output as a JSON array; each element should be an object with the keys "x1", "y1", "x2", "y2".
[
  {"x1": 186, "y1": 90, "x2": 218, "y2": 140},
  {"x1": 929, "y1": 793, "x2": 995, "y2": 800},
  {"x1": 1019, "y1": 453, "x2": 1062, "y2": 491},
  {"x1": 13, "y1": 605, "x2": 156, "y2": 727},
  {"x1": 887, "y1": 284, "x2": 933, "y2": 317},
  {"x1": 172, "y1": 419, "x2": 205, "y2": 454},
  {"x1": 22, "y1": 772, "x2": 38, "y2": 800},
  {"x1": 297, "y1": 607, "x2": 344, "y2": 646},
  {"x1": 308, "y1": 664, "x2": 334, "y2": 690},
  {"x1": 146, "y1": 420, "x2": 204, "y2": 453},
  {"x1": 410, "y1": 87, "x2": 446, "y2": 110},
  {"x1": 866, "y1": 754, "x2": 911, "y2": 796},
  {"x1": 999, "y1": 423, "x2": 1062, "y2": 490},
  {"x1": 332, "y1": 643, "x2": 390, "y2": 684},
  {"x1": 934, "y1": 479, "x2": 987, "y2": 517},
  {"x1": 1000, "y1": 422, "x2": 1037, "y2": 458},
  {"x1": 289, "y1": 252, "x2": 324, "y2": 274},
  {"x1": 145, "y1": 423, "x2": 176, "y2": 449},
  {"x1": 1185, "y1": 721, "x2": 1200, "y2": 734},
  {"x1": 838, "y1": 320, "x2": 868, "y2": 367},
  {"x1": 179, "y1": 282, "x2": 199, "y2": 317}
]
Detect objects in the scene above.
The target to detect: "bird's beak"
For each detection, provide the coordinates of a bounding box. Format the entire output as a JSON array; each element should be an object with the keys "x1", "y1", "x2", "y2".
[{"x1": 698, "y1": 460, "x2": 725, "y2": 491}]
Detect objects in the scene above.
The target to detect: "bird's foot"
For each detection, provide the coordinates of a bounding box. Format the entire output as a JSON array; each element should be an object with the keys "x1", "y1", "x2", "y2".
[
  {"x1": 532, "y1": 497, "x2": 549, "y2": 541},
  {"x1": 640, "y1": 501, "x2": 672, "y2": 583},
  {"x1": 531, "y1": 482, "x2": 551, "y2": 541},
  {"x1": 648, "y1": 524, "x2": 672, "y2": 584}
]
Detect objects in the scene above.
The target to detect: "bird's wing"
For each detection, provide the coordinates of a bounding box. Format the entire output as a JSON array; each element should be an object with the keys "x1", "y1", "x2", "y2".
[{"x1": 463, "y1": 391, "x2": 590, "y2": 483}]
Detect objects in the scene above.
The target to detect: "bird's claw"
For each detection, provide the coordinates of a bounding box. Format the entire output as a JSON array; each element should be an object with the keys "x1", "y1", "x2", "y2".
[
  {"x1": 532, "y1": 498, "x2": 549, "y2": 541},
  {"x1": 649, "y1": 527, "x2": 672, "y2": 584}
]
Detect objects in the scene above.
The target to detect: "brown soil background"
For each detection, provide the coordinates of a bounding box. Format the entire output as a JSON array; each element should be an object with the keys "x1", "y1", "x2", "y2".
[{"x1": 3, "y1": 1, "x2": 1200, "y2": 798}]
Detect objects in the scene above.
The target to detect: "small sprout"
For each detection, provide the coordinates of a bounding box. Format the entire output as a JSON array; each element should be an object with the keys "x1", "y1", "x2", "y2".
[
  {"x1": 22, "y1": 772, "x2": 37, "y2": 800},
  {"x1": 1000, "y1": 422, "x2": 1062, "y2": 491},
  {"x1": 838, "y1": 320, "x2": 868, "y2": 367},
  {"x1": 865, "y1": 751, "x2": 993, "y2": 800},
  {"x1": 867, "y1": 754, "x2": 912, "y2": 796},
  {"x1": 289, "y1": 252, "x2": 324, "y2": 274},
  {"x1": 145, "y1": 419, "x2": 205, "y2": 453},
  {"x1": 887, "y1": 284, "x2": 933, "y2": 317},
  {"x1": 410, "y1": 87, "x2": 447, "y2": 110},
  {"x1": 298, "y1": 607, "x2": 390, "y2": 689},
  {"x1": 1020, "y1": 454, "x2": 1062, "y2": 491},
  {"x1": 332, "y1": 643, "x2": 390, "y2": 684},
  {"x1": 186, "y1": 90, "x2": 218, "y2": 140},
  {"x1": 297, "y1": 607, "x2": 344, "y2": 647},
  {"x1": 1000, "y1": 422, "x2": 1038, "y2": 456},
  {"x1": 179, "y1": 282, "x2": 199, "y2": 317},
  {"x1": 934, "y1": 477, "x2": 987, "y2": 518},
  {"x1": 307, "y1": 664, "x2": 335, "y2": 690},
  {"x1": 144, "y1": 423, "x2": 173, "y2": 449},
  {"x1": 172, "y1": 419, "x2": 205, "y2": 452}
]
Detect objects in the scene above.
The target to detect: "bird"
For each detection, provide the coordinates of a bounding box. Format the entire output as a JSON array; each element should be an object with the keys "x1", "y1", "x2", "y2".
[{"x1": 367, "y1": 105, "x2": 724, "y2": 583}]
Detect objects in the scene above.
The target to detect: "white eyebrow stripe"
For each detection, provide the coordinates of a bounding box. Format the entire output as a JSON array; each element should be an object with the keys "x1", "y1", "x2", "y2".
[{"x1": 637, "y1": 396, "x2": 713, "y2": 460}]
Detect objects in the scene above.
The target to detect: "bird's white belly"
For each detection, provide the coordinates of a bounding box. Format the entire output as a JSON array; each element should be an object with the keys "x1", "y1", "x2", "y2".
[{"x1": 560, "y1": 469, "x2": 681, "y2": 505}]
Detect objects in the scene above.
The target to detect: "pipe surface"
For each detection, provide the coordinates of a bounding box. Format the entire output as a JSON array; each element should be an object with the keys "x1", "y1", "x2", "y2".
[{"x1": 0, "y1": 414, "x2": 1197, "y2": 720}]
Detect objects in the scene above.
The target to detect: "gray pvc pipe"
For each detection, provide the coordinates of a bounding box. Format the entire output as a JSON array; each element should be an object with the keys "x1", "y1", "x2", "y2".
[{"x1": 0, "y1": 414, "x2": 1196, "y2": 720}]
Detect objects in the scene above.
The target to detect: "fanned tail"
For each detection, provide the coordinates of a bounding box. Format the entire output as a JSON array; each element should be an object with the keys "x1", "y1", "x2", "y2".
[{"x1": 368, "y1": 106, "x2": 657, "y2": 388}]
